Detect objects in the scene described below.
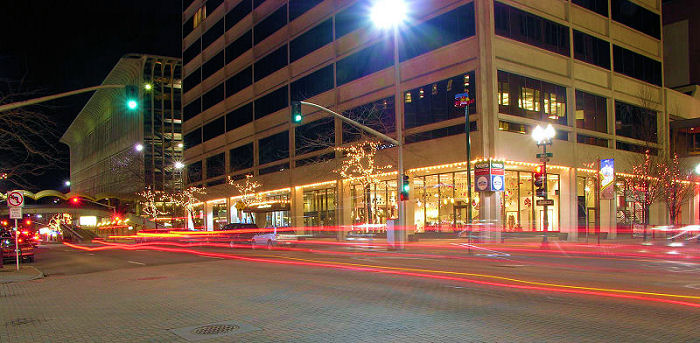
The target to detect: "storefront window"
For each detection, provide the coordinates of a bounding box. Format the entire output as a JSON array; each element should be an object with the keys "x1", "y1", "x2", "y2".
[
  {"x1": 576, "y1": 176, "x2": 598, "y2": 235},
  {"x1": 191, "y1": 203, "x2": 206, "y2": 230},
  {"x1": 350, "y1": 180, "x2": 398, "y2": 230},
  {"x1": 414, "y1": 171, "x2": 478, "y2": 233},
  {"x1": 501, "y1": 171, "x2": 560, "y2": 232},
  {"x1": 211, "y1": 202, "x2": 227, "y2": 230},
  {"x1": 303, "y1": 187, "x2": 336, "y2": 236},
  {"x1": 264, "y1": 193, "x2": 290, "y2": 228}
]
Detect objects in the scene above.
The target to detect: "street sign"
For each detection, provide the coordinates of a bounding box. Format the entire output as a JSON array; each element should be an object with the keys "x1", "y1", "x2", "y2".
[
  {"x1": 536, "y1": 199, "x2": 554, "y2": 206},
  {"x1": 9, "y1": 207, "x2": 22, "y2": 219},
  {"x1": 6, "y1": 191, "x2": 24, "y2": 207},
  {"x1": 536, "y1": 152, "x2": 553, "y2": 158},
  {"x1": 453, "y1": 92, "x2": 474, "y2": 108}
]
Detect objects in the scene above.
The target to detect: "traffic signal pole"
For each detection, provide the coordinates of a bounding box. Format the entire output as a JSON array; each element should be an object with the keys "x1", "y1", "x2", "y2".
[{"x1": 0, "y1": 84, "x2": 126, "y2": 113}]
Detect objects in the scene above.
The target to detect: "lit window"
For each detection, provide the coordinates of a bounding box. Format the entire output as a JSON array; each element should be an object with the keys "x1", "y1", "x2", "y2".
[
  {"x1": 193, "y1": 6, "x2": 207, "y2": 29},
  {"x1": 498, "y1": 81, "x2": 509, "y2": 106},
  {"x1": 404, "y1": 91, "x2": 412, "y2": 104},
  {"x1": 431, "y1": 84, "x2": 438, "y2": 95},
  {"x1": 544, "y1": 92, "x2": 565, "y2": 119},
  {"x1": 519, "y1": 87, "x2": 540, "y2": 111}
]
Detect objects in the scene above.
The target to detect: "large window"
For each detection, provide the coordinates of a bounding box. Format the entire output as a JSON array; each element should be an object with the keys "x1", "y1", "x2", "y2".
[
  {"x1": 225, "y1": 66, "x2": 252, "y2": 98},
  {"x1": 230, "y1": 143, "x2": 254, "y2": 172},
  {"x1": 290, "y1": 65, "x2": 334, "y2": 101},
  {"x1": 613, "y1": 45, "x2": 662, "y2": 86},
  {"x1": 183, "y1": 38, "x2": 200, "y2": 65},
  {"x1": 202, "y1": 83, "x2": 224, "y2": 111},
  {"x1": 413, "y1": 172, "x2": 478, "y2": 232},
  {"x1": 404, "y1": 72, "x2": 476, "y2": 129},
  {"x1": 259, "y1": 131, "x2": 289, "y2": 165},
  {"x1": 202, "y1": 18, "x2": 224, "y2": 50},
  {"x1": 503, "y1": 171, "x2": 560, "y2": 232},
  {"x1": 336, "y1": 40, "x2": 393, "y2": 85},
  {"x1": 254, "y1": 4, "x2": 287, "y2": 44},
  {"x1": 187, "y1": 161, "x2": 203, "y2": 183},
  {"x1": 206, "y1": 153, "x2": 225, "y2": 178},
  {"x1": 295, "y1": 118, "x2": 334, "y2": 155},
  {"x1": 575, "y1": 90, "x2": 607, "y2": 133},
  {"x1": 183, "y1": 98, "x2": 201, "y2": 121},
  {"x1": 342, "y1": 97, "x2": 395, "y2": 144},
  {"x1": 202, "y1": 51, "x2": 224, "y2": 80},
  {"x1": 615, "y1": 101, "x2": 657, "y2": 142},
  {"x1": 494, "y1": 2, "x2": 570, "y2": 56},
  {"x1": 611, "y1": 0, "x2": 660, "y2": 39},
  {"x1": 399, "y1": 3, "x2": 475, "y2": 61},
  {"x1": 573, "y1": 0, "x2": 608, "y2": 17},
  {"x1": 573, "y1": 30, "x2": 610, "y2": 69},
  {"x1": 226, "y1": 103, "x2": 253, "y2": 131},
  {"x1": 254, "y1": 85, "x2": 288, "y2": 119},
  {"x1": 303, "y1": 187, "x2": 336, "y2": 234},
  {"x1": 350, "y1": 180, "x2": 397, "y2": 227},
  {"x1": 184, "y1": 128, "x2": 202, "y2": 149},
  {"x1": 254, "y1": 45, "x2": 288, "y2": 81},
  {"x1": 183, "y1": 68, "x2": 201, "y2": 93},
  {"x1": 225, "y1": 31, "x2": 252, "y2": 64},
  {"x1": 497, "y1": 71, "x2": 567, "y2": 124},
  {"x1": 290, "y1": 19, "x2": 333, "y2": 62},
  {"x1": 203, "y1": 116, "x2": 225, "y2": 142},
  {"x1": 335, "y1": 1, "x2": 369, "y2": 39},
  {"x1": 290, "y1": 0, "x2": 324, "y2": 22},
  {"x1": 225, "y1": 0, "x2": 252, "y2": 31}
]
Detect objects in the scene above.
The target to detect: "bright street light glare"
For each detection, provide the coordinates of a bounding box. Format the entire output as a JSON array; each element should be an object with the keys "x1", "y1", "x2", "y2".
[
  {"x1": 174, "y1": 161, "x2": 185, "y2": 170},
  {"x1": 144, "y1": 83, "x2": 153, "y2": 91},
  {"x1": 64, "y1": 180, "x2": 71, "y2": 187},
  {"x1": 532, "y1": 124, "x2": 555, "y2": 144},
  {"x1": 177, "y1": 143, "x2": 184, "y2": 148},
  {"x1": 135, "y1": 143, "x2": 144, "y2": 152},
  {"x1": 695, "y1": 163, "x2": 700, "y2": 175},
  {"x1": 370, "y1": 0, "x2": 407, "y2": 29}
]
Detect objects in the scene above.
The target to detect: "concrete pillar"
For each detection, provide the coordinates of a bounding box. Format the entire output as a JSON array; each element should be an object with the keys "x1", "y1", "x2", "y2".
[
  {"x1": 563, "y1": 169, "x2": 578, "y2": 241},
  {"x1": 338, "y1": 180, "x2": 353, "y2": 240},
  {"x1": 292, "y1": 187, "x2": 304, "y2": 234},
  {"x1": 205, "y1": 202, "x2": 214, "y2": 231},
  {"x1": 600, "y1": 199, "x2": 612, "y2": 238},
  {"x1": 479, "y1": 191, "x2": 501, "y2": 241}
]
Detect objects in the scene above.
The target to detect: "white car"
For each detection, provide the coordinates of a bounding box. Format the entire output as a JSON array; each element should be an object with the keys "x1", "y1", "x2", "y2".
[{"x1": 251, "y1": 227, "x2": 297, "y2": 249}]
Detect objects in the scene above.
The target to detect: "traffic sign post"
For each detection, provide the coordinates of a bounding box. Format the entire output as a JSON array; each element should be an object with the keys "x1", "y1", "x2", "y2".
[{"x1": 6, "y1": 191, "x2": 25, "y2": 271}]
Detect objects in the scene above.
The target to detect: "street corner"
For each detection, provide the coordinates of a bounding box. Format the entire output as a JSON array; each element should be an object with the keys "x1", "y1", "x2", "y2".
[{"x1": 0, "y1": 265, "x2": 44, "y2": 283}]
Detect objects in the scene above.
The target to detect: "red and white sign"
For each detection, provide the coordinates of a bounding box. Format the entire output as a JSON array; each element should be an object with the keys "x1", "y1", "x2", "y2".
[{"x1": 7, "y1": 191, "x2": 24, "y2": 207}]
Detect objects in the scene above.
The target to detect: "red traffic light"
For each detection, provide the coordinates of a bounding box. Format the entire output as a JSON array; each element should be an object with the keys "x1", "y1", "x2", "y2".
[
  {"x1": 70, "y1": 197, "x2": 81, "y2": 205},
  {"x1": 533, "y1": 165, "x2": 544, "y2": 175},
  {"x1": 24, "y1": 219, "x2": 31, "y2": 226},
  {"x1": 1, "y1": 220, "x2": 7, "y2": 226}
]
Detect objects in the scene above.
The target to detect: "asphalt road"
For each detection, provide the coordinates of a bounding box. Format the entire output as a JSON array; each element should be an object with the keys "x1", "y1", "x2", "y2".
[{"x1": 1, "y1": 241, "x2": 698, "y2": 342}]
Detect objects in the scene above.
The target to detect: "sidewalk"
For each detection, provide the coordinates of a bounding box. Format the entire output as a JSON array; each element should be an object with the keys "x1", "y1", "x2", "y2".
[{"x1": 0, "y1": 264, "x2": 44, "y2": 283}]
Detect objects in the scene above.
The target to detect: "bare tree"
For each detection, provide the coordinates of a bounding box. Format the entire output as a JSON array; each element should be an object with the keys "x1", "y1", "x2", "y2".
[
  {"x1": 0, "y1": 89, "x2": 64, "y2": 191},
  {"x1": 228, "y1": 174, "x2": 261, "y2": 223},
  {"x1": 627, "y1": 150, "x2": 664, "y2": 240},
  {"x1": 165, "y1": 186, "x2": 206, "y2": 230},
  {"x1": 658, "y1": 153, "x2": 695, "y2": 226},
  {"x1": 137, "y1": 186, "x2": 165, "y2": 228}
]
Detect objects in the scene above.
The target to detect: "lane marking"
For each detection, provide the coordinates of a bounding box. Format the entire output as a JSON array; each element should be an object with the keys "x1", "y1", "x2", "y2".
[
  {"x1": 128, "y1": 261, "x2": 146, "y2": 265},
  {"x1": 267, "y1": 255, "x2": 700, "y2": 301}
]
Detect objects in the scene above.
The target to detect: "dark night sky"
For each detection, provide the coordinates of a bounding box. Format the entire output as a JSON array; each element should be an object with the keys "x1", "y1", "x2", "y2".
[{"x1": 0, "y1": 0, "x2": 181, "y2": 191}]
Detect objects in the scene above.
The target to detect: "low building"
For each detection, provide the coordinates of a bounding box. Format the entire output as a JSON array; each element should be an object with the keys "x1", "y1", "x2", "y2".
[{"x1": 180, "y1": 0, "x2": 700, "y2": 238}]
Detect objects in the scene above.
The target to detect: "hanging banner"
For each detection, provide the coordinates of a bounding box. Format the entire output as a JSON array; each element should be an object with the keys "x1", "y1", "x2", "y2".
[
  {"x1": 474, "y1": 159, "x2": 505, "y2": 192},
  {"x1": 600, "y1": 158, "x2": 615, "y2": 200}
]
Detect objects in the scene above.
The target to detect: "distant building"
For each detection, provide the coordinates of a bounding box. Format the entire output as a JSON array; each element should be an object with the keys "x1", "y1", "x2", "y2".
[
  {"x1": 61, "y1": 54, "x2": 183, "y2": 200},
  {"x1": 181, "y1": 0, "x2": 700, "y2": 237},
  {"x1": 663, "y1": 0, "x2": 700, "y2": 95}
]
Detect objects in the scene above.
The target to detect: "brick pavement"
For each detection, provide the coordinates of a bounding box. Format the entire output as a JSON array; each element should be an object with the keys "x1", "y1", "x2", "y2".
[{"x1": 1, "y1": 256, "x2": 699, "y2": 342}]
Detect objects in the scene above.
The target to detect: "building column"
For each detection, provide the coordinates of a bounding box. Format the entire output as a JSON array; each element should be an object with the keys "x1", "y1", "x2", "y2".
[
  {"x1": 292, "y1": 187, "x2": 304, "y2": 235},
  {"x1": 479, "y1": 191, "x2": 501, "y2": 241},
  {"x1": 205, "y1": 202, "x2": 214, "y2": 231},
  {"x1": 338, "y1": 180, "x2": 353, "y2": 241},
  {"x1": 565, "y1": 169, "x2": 578, "y2": 241}
]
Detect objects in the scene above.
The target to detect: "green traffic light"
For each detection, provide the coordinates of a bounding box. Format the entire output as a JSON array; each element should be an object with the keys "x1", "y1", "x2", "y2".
[
  {"x1": 294, "y1": 114, "x2": 302, "y2": 123},
  {"x1": 127, "y1": 99, "x2": 138, "y2": 110},
  {"x1": 403, "y1": 184, "x2": 410, "y2": 192}
]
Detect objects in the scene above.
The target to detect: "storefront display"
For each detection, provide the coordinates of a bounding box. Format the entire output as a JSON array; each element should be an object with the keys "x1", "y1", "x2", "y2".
[
  {"x1": 414, "y1": 171, "x2": 479, "y2": 232},
  {"x1": 350, "y1": 180, "x2": 398, "y2": 230},
  {"x1": 502, "y1": 170, "x2": 560, "y2": 232},
  {"x1": 303, "y1": 187, "x2": 336, "y2": 235}
]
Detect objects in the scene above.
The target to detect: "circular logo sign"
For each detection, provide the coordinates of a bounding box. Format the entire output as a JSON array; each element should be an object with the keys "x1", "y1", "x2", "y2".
[
  {"x1": 7, "y1": 191, "x2": 24, "y2": 207},
  {"x1": 491, "y1": 175, "x2": 504, "y2": 191},
  {"x1": 476, "y1": 176, "x2": 489, "y2": 191}
]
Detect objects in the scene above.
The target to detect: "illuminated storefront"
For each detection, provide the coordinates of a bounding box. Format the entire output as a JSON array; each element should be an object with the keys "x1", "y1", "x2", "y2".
[
  {"x1": 350, "y1": 180, "x2": 398, "y2": 230},
  {"x1": 413, "y1": 171, "x2": 479, "y2": 232},
  {"x1": 503, "y1": 171, "x2": 560, "y2": 232},
  {"x1": 303, "y1": 187, "x2": 336, "y2": 236},
  {"x1": 211, "y1": 201, "x2": 227, "y2": 230}
]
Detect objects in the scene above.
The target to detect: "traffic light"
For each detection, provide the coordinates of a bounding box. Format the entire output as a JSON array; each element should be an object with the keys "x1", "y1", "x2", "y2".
[
  {"x1": 291, "y1": 101, "x2": 302, "y2": 123},
  {"x1": 534, "y1": 165, "x2": 546, "y2": 198},
  {"x1": 400, "y1": 174, "x2": 410, "y2": 201},
  {"x1": 24, "y1": 219, "x2": 31, "y2": 226},
  {"x1": 1, "y1": 220, "x2": 7, "y2": 226},
  {"x1": 125, "y1": 85, "x2": 138, "y2": 110},
  {"x1": 70, "y1": 197, "x2": 81, "y2": 205}
]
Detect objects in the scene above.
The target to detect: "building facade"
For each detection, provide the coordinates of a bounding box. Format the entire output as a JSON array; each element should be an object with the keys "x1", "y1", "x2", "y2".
[
  {"x1": 61, "y1": 54, "x2": 184, "y2": 200},
  {"x1": 181, "y1": 0, "x2": 700, "y2": 238}
]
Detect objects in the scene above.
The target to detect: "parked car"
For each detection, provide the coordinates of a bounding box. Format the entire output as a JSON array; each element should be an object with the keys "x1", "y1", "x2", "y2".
[
  {"x1": 1, "y1": 234, "x2": 35, "y2": 263},
  {"x1": 251, "y1": 227, "x2": 297, "y2": 249}
]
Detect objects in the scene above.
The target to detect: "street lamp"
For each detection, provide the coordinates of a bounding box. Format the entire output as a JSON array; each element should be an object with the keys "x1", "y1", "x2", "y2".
[
  {"x1": 64, "y1": 180, "x2": 71, "y2": 187},
  {"x1": 134, "y1": 143, "x2": 144, "y2": 152},
  {"x1": 532, "y1": 124, "x2": 555, "y2": 244},
  {"x1": 371, "y1": 0, "x2": 407, "y2": 249},
  {"x1": 174, "y1": 161, "x2": 185, "y2": 170}
]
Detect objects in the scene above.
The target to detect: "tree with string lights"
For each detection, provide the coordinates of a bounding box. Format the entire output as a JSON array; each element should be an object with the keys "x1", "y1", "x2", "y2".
[
  {"x1": 627, "y1": 150, "x2": 663, "y2": 241},
  {"x1": 228, "y1": 174, "x2": 261, "y2": 223},
  {"x1": 659, "y1": 153, "x2": 695, "y2": 227},
  {"x1": 165, "y1": 186, "x2": 206, "y2": 230},
  {"x1": 137, "y1": 186, "x2": 165, "y2": 228}
]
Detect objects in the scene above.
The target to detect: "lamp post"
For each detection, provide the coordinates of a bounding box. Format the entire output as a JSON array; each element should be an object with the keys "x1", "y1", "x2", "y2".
[
  {"x1": 371, "y1": 0, "x2": 407, "y2": 249},
  {"x1": 532, "y1": 124, "x2": 555, "y2": 244}
]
